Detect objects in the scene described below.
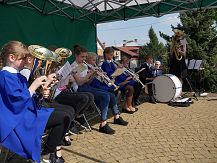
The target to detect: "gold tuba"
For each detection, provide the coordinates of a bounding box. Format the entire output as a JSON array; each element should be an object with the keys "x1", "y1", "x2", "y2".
[
  {"x1": 55, "y1": 48, "x2": 72, "y2": 65},
  {"x1": 172, "y1": 29, "x2": 185, "y2": 61},
  {"x1": 28, "y1": 45, "x2": 53, "y2": 77}
]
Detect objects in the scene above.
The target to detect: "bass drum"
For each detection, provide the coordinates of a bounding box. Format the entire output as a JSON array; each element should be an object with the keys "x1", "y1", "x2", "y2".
[{"x1": 152, "y1": 74, "x2": 182, "y2": 102}]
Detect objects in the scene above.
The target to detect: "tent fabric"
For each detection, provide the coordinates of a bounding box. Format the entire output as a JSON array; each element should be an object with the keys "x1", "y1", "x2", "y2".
[
  {"x1": 1, "y1": 0, "x2": 217, "y2": 59},
  {"x1": 1, "y1": 0, "x2": 217, "y2": 24},
  {"x1": 0, "y1": 5, "x2": 97, "y2": 62}
]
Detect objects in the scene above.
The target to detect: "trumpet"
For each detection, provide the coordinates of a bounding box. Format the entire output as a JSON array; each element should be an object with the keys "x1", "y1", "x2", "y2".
[
  {"x1": 113, "y1": 60, "x2": 146, "y2": 88},
  {"x1": 83, "y1": 61, "x2": 119, "y2": 91},
  {"x1": 123, "y1": 67, "x2": 146, "y2": 88}
]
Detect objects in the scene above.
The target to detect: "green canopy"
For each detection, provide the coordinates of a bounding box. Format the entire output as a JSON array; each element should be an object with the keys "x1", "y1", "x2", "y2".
[
  {"x1": 1, "y1": 0, "x2": 217, "y2": 57},
  {"x1": 1, "y1": 0, "x2": 216, "y2": 24}
]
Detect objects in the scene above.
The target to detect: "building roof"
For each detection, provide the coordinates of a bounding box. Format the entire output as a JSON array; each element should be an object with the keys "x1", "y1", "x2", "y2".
[{"x1": 112, "y1": 46, "x2": 139, "y2": 57}]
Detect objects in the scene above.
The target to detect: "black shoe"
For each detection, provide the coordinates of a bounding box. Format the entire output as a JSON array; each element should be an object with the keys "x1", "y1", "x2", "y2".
[
  {"x1": 122, "y1": 109, "x2": 134, "y2": 114},
  {"x1": 50, "y1": 152, "x2": 65, "y2": 163},
  {"x1": 114, "y1": 117, "x2": 128, "y2": 126},
  {"x1": 55, "y1": 156, "x2": 65, "y2": 163},
  {"x1": 99, "y1": 123, "x2": 115, "y2": 134},
  {"x1": 61, "y1": 137, "x2": 72, "y2": 146},
  {"x1": 149, "y1": 97, "x2": 156, "y2": 104}
]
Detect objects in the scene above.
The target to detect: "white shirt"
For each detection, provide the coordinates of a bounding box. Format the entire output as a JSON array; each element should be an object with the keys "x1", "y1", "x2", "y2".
[
  {"x1": 20, "y1": 68, "x2": 31, "y2": 80},
  {"x1": 70, "y1": 61, "x2": 88, "y2": 92},
  {"x1": 2, "y1": 66, "x2": 19, "y2": 73}
]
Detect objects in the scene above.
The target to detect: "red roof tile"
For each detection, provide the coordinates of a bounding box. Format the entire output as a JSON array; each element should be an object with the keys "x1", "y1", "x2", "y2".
[{"x1": 112, "y1": 46, "x2": 139, "y2": 57}]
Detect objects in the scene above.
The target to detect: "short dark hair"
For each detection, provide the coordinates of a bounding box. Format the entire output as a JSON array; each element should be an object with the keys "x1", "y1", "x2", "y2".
[
  {"x1": 73, "y1": 44, "x2": 87, "y2": 56},
  {"x1": 145, "y1": 54, "x2": 153, "y2": 61}
]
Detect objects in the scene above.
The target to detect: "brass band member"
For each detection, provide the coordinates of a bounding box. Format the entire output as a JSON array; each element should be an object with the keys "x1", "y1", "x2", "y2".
[
  {"x1": 101, "y1": 47, "x2": 138, "y2": 113},
  {"x1": 169, "y1": 29, "x2": 187, "y2": 83},
  {"x1": 86, "y1": 52, "x2": 128, "y2": 125},
  {"x1": 134, "y1": 55, "x2": 156, "y2": 104},
  {"x1": 21, "y1": 45, "x2": 74, "y2": 163},
  {"x1": 0, "y1": 41, "x2": 71, "y2": 163},
  {"x1": 72, "y1": 45, "x2": 127, "y2": 134}
]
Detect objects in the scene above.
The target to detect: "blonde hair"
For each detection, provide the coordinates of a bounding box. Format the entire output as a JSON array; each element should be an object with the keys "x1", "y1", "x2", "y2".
[
  {"x1": 120, "y1": 55, "x2": 130, "y2": 63},
  {"x1": 86, "y1": 52, "x2": 97, "y2": 62},
  {"x1": 0, "y1": 41, "x2": 29, "y2": 66}
]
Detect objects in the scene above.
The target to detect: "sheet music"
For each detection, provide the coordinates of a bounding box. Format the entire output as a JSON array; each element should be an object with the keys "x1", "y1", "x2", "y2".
[
  {"x1": 176, "y1": 98, "x2": 191, "y2": 102},
  {"x1": 188, "y1": 59, "x2": 196, "y2": 69},
  {"x1": 194, "y1": 60, "x2": 202, "y2": 70},
  {"x1": 188, "y1": 59, "x2": 202, "y2": 70},
  {"x1": 57, "y1": 61, "x2": 72, "y2": 80},
  {"x1": 111, "y1": 68, "x2": 125, "y2": 77}
]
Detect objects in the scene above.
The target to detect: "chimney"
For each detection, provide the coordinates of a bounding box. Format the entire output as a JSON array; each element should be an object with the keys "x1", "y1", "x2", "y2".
[
  {"x1": 134, "y1": 39, "x2": 138, "y2": 42},
  {"x1": 102, "y1": 42, "x2": 106, "y2": 49},
  {"x1": 123, "y1": 40, "x2": 127, "y2": 47}
]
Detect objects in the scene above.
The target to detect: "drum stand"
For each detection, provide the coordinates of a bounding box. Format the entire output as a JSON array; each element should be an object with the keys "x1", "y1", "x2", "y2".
[{"x1": 184, "y1": 77, "x2": 198, "y2": 101}]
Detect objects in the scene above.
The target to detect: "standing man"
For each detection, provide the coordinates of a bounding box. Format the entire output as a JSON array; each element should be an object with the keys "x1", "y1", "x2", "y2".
[{"x1": 169, "y1": 29, "x2": 188, "y2": 83}]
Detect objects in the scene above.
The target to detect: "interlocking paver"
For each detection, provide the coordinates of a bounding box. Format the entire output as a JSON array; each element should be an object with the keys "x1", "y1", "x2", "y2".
[{"x1": 1, "y1": 95, "x2": 217, "y2": 163}]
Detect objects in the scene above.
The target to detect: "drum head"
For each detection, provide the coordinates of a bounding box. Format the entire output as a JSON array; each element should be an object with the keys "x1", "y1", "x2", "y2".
[{"x1": 152, "y1": 74, "x2": 182, "y2": 102}]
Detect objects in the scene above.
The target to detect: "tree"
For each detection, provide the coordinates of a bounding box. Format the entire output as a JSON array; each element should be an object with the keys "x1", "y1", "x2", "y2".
[
  {"x1": 139, "y1": 26, "x2": 167, "y2": 63},
  {"x1": 160, "y1": 9, "x2": 217, "y2": 92}
]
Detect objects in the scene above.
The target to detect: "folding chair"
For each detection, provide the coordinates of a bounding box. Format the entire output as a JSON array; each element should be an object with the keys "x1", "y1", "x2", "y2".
[
  {"x1": 0, "y1": 145, "x2": 11, "y2": 163},
  {"x1": 79, "y1": 101, "x2": 101, "y2": 132}
]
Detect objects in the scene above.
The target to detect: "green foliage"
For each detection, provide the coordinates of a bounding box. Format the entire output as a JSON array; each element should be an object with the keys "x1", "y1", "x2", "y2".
[
  {"x1": 160, "y1": 9, "x2": 217, "y2": 92},
  {"x1": 139, "y1": 26, "x2": 167, "y2": 64}
]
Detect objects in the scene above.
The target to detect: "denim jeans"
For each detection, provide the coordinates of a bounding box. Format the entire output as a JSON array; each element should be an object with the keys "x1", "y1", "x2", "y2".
[
  {"x1": 108, "y1": 92, "x2": 119, "y2": 115},
  {"x1": 78, "y1": 84, "x2": 110, "y2": 121}
]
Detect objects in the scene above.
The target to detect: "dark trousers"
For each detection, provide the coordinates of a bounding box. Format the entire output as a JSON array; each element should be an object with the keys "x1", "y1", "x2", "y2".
[
  {"x1": 133, "y1": 80, "x2": 154, "y2": 102},
  {"x1": 133, "y1": 82, "x2": 142, "y2": 102},
  {"x1": 43, "y1": 109, "x2": 71, "y2": 154},
  {"x1": 55, "y1": 90, "x2": 94, "y2": 117}
]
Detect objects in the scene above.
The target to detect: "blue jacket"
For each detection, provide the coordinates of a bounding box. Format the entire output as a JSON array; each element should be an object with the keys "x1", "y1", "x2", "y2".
[
  {"x1": 0, "y1": 70, "x2": 53, "y2": 163},
  {"x1": 101, "y1": 61, "x2": 116, "y2": 78},
  {"x1": 90, "y1": 78, "x2": 115, "y2": 92},
  {"x1": 114, "y1": 73, "x2": 137, "y2": 90}
]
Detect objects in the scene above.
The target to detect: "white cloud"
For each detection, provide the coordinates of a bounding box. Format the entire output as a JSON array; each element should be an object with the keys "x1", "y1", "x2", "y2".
[{"x1": 159, "y1": 15, "x2": 181, "y2": 25}]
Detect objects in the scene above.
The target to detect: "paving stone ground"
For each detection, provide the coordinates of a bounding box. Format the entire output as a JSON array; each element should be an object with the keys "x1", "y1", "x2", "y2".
[{"x1": 1, "y1": 95, "x2": 217, "y2": 163}]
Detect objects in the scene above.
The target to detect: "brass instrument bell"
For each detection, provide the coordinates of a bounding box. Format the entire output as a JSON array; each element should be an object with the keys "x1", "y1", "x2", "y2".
[
  {"x1": 55, "y1": 48, "x2": 72, "y2": 58},
  {"x1": 50, "y1": 51, "x2": 62, "y2": 63},
  {"x1": 28, "y1": 45, "x2": 53, "y2": 61}
]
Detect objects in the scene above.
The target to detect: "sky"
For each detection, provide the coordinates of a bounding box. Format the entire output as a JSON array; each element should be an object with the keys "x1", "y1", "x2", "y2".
[{"x1": 97, "y1": 13, "x2": 181, "y2": 47}]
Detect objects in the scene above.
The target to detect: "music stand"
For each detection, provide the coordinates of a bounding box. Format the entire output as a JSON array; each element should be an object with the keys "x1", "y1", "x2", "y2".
[
  {"x1": 188, "y1": 59, "x2": 202, "y2": 72},
  {"x1": 186, "y1": 59, "x2": 203, "y2": 100}
]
